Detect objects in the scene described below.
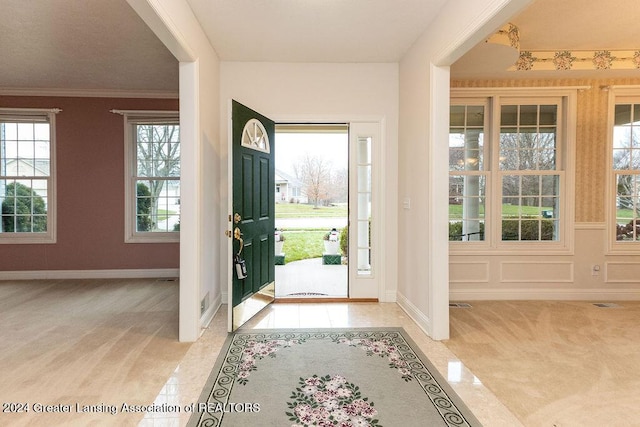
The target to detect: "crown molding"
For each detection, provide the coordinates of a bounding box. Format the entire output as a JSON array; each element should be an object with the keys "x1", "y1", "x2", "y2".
[
  {"x1": 512, "y1": 50, "x2": 640, "y2": 72},
  {"x1": 0, "y1": 87, "x2": 179, "y2": 99}
]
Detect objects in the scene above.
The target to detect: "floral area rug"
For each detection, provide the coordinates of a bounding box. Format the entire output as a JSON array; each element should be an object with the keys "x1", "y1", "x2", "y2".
[{"x1": 187, "y1": 328, "x2": 481, "y2": 427}]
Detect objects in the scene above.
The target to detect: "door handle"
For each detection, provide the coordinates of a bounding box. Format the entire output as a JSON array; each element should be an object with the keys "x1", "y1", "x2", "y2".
[
  {"x1": 234, "y1": 227, "x2": 244, "y2": 255},
  {"x1": 234, "y1": 213, "x2": 242, "y2": 224}
]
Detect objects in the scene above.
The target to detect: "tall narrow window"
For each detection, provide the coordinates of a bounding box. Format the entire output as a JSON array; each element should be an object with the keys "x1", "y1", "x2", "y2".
[
  {"x1": 449, "y1": 103, "x2": 486, "y2": 241},
  {"x1": 499, "y1": 103, "x2": 561, "y2": 241},
  {"x1": 357, "y1": 136, "x2": 372, "y2": 274},
  {"x1": 0, "y1": 109, "x2": 57, "y2": 243},
  {"x1": 612, "y1": 102, "x2": 640, "y2": 242},
  {"x1": 120, "y1": 111, "x2": 180, "y2": 243}
]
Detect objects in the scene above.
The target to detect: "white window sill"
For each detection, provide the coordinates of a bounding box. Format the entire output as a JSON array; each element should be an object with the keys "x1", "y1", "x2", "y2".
[
  {"x1": 0, "y1": 234, "x2": 56, "y2": 244},
  {"x1": 125, "y1": 233, "x2": 180, "y2": 244}
]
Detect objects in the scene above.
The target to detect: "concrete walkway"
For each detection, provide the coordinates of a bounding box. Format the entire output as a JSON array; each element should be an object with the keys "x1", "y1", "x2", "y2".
[{"x1": 275, "y1": 257, "x2": 347, "y2": 298}]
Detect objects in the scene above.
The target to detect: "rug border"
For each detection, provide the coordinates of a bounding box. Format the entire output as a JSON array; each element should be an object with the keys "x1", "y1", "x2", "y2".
[
  {"x1": 187, "y1": 331, "x2": 236, "y2": 427},
  {"x1": 187, "y1": 327, "x2": 482, "y2": 427}
]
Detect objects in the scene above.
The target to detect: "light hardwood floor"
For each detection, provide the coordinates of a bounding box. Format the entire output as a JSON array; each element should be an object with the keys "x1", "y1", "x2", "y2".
[{"x1": 3, "y1": 279, "x2": 637, "y2": 426}]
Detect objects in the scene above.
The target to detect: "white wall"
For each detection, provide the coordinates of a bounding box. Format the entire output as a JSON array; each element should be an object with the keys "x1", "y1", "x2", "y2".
[
  {"x1": 397, "y1": 0, "x2": 533, "y2": 339},
  {"x1": 219, "y1": 62, "x2": 399, "y2": 304},
  {"x1": 127, "y1": 0, "x2": 222, "y2": 342}
]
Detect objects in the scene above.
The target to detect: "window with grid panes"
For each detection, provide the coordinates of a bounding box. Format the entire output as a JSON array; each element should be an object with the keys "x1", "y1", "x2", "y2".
[
  {"x1": 123, "y1": 113, "x2": 180, "y2": 243},
  {"x1": 499, "y1": 102, "x2": 561, "y2": 242},
  {"x1": 450, "y1": 94, "x2": 570, "y2": 248},
  {"x1": 0, "y1": 109, "x2": 57, "y2": 243},
  {"x1": 449, "y1": 103, "x2": 487, "y2": 242},
  {"x1": 612, "y1": 100, "x2": 640, "y2": 242}
]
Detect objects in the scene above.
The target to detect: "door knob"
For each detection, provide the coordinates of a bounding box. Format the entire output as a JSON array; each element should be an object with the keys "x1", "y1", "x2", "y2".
[
  {"x1": 234, "y1": 213, "x2": 242, "y2": 224},
  {"x1": 234, "y1": 227, "x2": 244, "y2": 255}
]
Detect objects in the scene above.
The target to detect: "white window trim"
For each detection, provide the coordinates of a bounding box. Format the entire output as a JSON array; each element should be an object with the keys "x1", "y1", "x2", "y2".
[
  {"x1": 450, "y1": 88, "x2": 578, "y2": 256},
  {"x1": 606, "y1": 87, "x2": 640, "y2": 254},
  {"x1": 0, "y1": 108, "x2": 59, "y2": 244},
  {"x1": 348, "y1": 121, "x2": 382, "y2": 298},
  {"x1": 116, "y1": 110, "x2": 180, "y2": 244},
  {"x1": 448, "y1": 97, "x2": 491, "y2": 250}
]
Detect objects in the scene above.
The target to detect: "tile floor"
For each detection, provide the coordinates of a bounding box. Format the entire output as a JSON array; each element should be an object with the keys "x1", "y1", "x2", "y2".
[
  {"x1": 445, "y1": 300, "x2": 640, "y2": 427},
  {"x1": 8, "y1": 280, "x2": 633, "y2": 426},
  {"x1": 140, "y1": 302, "x2": 521, "y2": 427}
]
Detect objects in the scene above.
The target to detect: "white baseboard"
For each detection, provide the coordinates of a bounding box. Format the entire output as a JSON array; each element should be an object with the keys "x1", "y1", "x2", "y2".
[
  {"x1": 200, "y1": 293, "x2": 222, "y2": 329},
  {"x1": 396, "y1": 291, "x2": 433, "y2": 338},
  {"x1": 450, "y1": 288, "x2": 640, "y2": 301},
  {"x1": 0, "y1": 268, "x2": 179, "y2": 281}
]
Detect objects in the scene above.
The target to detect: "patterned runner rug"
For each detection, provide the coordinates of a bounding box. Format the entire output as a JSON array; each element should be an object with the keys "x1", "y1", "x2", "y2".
[{"x1": 187, "y1": 328, "x2": 481, "y2": 426}]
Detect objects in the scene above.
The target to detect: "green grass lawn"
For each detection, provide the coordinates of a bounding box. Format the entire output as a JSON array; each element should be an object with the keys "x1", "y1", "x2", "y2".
[
  {"x1": 274, "y1": 203, "x2": 347, "y2": 263},
  {"x1": 279, "y1": 230, "x2": 326, "y2": 263},
  {"x1": 449, "y1": 204, "x2": 551, "y2": 218},
  {"x1": 276, "y1": 203, "x2": 347, "y2": 218},
  {"x1": 616, "y1": 208, "x2": 636, "y2": 219}
]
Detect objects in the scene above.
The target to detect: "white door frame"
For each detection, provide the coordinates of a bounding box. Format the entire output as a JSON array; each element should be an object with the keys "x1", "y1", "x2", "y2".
[
  {"x1": 125, "y1": 0, "x2": 202, "y2": 343},
  {"x1": 348, "y1": 121, "x2": 384, "y2": 299},
  {"x1": 274, "y1": 117, "x2": 386, "y2": 302}
]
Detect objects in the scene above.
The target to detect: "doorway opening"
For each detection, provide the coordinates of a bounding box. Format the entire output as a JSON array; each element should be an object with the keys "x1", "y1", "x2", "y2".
[{"x1": 274, "y1": 124, "x2": 349, "y2": 298}]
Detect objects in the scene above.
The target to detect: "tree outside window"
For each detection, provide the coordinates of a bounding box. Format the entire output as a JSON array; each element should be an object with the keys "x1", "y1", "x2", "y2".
[
  {"x1": 449, "y1": 97, "x2": 566, "y2": 245},
  {"x1": 0, "y1": 114, "x2": 55, "y2": 243},
  {"x1": 120, "y1": 111, "x2": 180, "y2": 243},
  {"x1": 134, "y1": 123, "x2": 180, "y2": 233},
  {"x1": 499, "y1": 104, "x2": 560, "y2": 242},
  {"x1": 613, "y1": 103, "x2": 640, "y2": 241}
]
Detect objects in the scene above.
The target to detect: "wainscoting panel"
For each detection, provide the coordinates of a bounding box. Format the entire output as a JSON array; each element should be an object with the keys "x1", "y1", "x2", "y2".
[
  {"x1": 449, "y1": 261, "x2": 489, "y2": 283},
  {"x1": 606, "y1": 262, "x2": 640, "y2": 283},
  {"x1": 500, "y1": 261, "x2": 574, "y2": 283}
]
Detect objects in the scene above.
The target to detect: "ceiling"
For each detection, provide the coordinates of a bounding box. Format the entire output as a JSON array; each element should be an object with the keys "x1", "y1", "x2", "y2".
[
  {"x1": 0, "y1": 0, "x2": 179, "y2": 92},
  {"x1": 186, "y1": 0, "x2": 447, "y2": 63},
  {"x1": 0, "y1": 0, "x2": 637, "y2": 93}
]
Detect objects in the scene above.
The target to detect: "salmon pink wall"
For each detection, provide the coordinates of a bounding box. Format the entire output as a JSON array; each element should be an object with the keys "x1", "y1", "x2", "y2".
[{"x1": 0, "y1": 96, "x2": 179, "y2": 272}]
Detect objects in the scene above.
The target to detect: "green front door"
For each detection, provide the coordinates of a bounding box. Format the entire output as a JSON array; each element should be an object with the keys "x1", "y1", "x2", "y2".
[{"x1": 231, "y1": 100, "x2": 275, "y2": 330}]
